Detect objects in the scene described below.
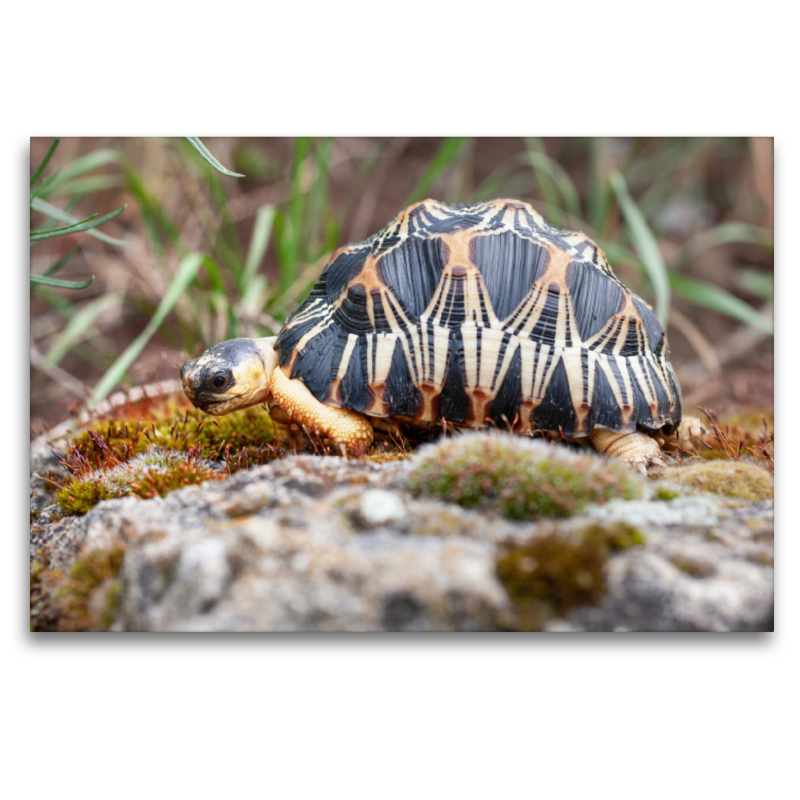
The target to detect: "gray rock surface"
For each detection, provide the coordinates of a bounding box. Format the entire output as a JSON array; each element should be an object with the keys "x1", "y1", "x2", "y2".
[{"x1": 30, "y1": 433, "x2": 774, "y2": 632}]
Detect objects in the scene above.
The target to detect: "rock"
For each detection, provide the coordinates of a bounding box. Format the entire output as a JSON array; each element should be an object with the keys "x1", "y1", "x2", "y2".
[
  {"x1": 354, "y1": 490, "x2": 407, "y2": 529},
  {"x1": 30, "y1": 431, "x2": 774, "y2": 633}
]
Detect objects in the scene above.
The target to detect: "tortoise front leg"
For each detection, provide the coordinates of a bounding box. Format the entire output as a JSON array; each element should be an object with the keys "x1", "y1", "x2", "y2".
[
  {"x1": 269, "y1": 366, "x2": 373, "y2": 457},
  {"x1": 589, "y1": 428, "x2": 665, "y2": 474}
]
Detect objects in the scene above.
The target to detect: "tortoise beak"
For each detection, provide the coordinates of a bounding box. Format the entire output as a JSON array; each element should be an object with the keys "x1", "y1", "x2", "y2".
[{"x1": 180, "y1": 358, "x2": 202, "y2": 403}]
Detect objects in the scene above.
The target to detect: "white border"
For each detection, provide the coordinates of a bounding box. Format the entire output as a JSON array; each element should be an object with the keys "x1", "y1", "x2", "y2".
[{"x1": 8, "y1": 3, "x2": 795, "y2": 798}]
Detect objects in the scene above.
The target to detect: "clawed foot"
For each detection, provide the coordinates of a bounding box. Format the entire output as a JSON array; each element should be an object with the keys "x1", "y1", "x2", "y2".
[{"x1": 590, "y1": 428, "x2": 666, "y2": 475}]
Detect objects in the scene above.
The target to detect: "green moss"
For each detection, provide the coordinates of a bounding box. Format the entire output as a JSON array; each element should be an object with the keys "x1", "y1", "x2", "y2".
[
  {"x1": 56, "y1": 450, "x2": 225, "y2": 516},
  {"x1": 406, "y1": 433, "x2": 643, "y2": 520},
  {"x1": 654, "y1": 486, "x2": 681, "y2": 501},
  {"x1": 596, "y1": 522, "x2": 647, "y2": 551},
  {"x1": 496, "y1": 522, "x2": 646, "y2": 630},
  {"x1": 57, "y1": 545, "x2": 126, "y2": 631},
  {"x1": 365, "y1": 445, "x2": 410, "y2": 464},
  {"x1": 70, "y1": 404, "x2": 276, "y2": 470},
  {"x1": 665, "y1": 461, "x2": 773, "y2": 502},
  {"x1": 30, "y1": 556, "x2": 63, "y2": 632}
]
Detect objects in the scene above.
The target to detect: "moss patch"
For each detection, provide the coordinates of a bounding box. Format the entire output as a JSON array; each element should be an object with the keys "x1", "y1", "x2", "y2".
[
  {"x1": 31, "y1": 545, "x2": 126, "y2": 632},
  {"x1": 55, "y1": 450, "x2": 226, "y2": 516},
  {"x1": 665, "y1": 461, "x2": 773, "y2": 502},
  {"x1": 406, "y1": 433, "x2": 643, "y2": 520},
  {"x1": 496, "y1": 522, "x2": 646, "y2": 630},
  {"x1": 653, "y1": 486, "x2": 681, "y2": 501},
  {"x1": 30, "y1": 555, "x2": 63, "y2": 632},
  {"x1": 666, "y1": 408, "x2": 773, "y2": 472},
  {"x1": 69, "y1": 404, "x2": 276, "y2": 471},
  {"x1": 46, "y1": 399, "x2": 280, "y2": 516},
  {"x1": 57, "y1": 545, "x2": 126, "y2": 631}
]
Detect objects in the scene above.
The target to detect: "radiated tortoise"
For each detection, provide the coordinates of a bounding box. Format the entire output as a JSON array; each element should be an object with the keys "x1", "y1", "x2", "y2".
[{"x1": 180, "y1": 199, "x2": 682, "y2": 470}]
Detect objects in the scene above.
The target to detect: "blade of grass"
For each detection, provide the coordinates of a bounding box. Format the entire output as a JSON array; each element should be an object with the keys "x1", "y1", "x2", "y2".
[
  {"x1": 30, "y1": 167, "x2": 63, "y2": 203},
  {"x1": 31, "y1": 197, "x2": 128, "y2": 247},
  {"x1": 185, "y1": 137, "x2": 245, "y2": 178},
  {"x1": 200, "y1": 163, "x2": 244, "y2": 275},
  {"x1": 305, "y1": 137, "x2": 333, "y2": 260},
  {"x1": 636, "y1": 139, "x2": 711, "y2": 218},
  {"x1": 30, "y1": 138, "x2": 60, "y2": 188},
  {"x1": 122, "y1": 163, "x2": 183, "y2": 255},
  {"x1": 39, "y1": 175, "x2": 123, "y2": 198},
  {"x1": 30, "y1": 274, "x2": 94, "y2": 289},
  {"x1": 242, "y1": 205, "x2": 275, "y2": 292},
  {"x1": 737, "y1": 268, "x2": 774, "y2": 301},
  {"x1": 403, "y1": 137, "x2": 468, "y2": 206},
  {"x1": 588, "y1": 138, "x2": 612, "y2": 234},
  {"x1": 525, "y1": 138, "x2": 582, "y2": 221},
  {"x1": 670, "y1": 274, "x2": 773, "y2": 335},
  {"x1": 43, "y1": 294, "x2": 121, "y2": 370},
  {"x1": 39, "y1": 149, "x2": 121, "y2": 196},
  {"x1": 609, "y1": 171, "x2": 670, "y2": 325},
  {"x1": 277, "y1": 137, "x2": 311, "y2": 293},
  {"x1": 43, "y1": 245, "x2": 81, "y2": 276},
  {"x1": 678, "y1": 221, "x2": 773, "y2": 264},
  {"x1": 30, "y1": 205, "x2": 126, "y2": 242},
  {"x1": 91, "y1": 253, "x2": 206, "y2": 404}
]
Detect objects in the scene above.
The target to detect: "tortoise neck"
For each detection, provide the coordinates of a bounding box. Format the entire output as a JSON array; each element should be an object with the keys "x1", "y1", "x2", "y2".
[{"x1": 254, "y1": 337, "x2": 279, "y2": 378}]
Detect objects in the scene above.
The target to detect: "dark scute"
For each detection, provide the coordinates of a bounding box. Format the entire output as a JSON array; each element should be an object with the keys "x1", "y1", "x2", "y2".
[
  {"x1": 289, "y1": 323, "x2": 338, "y2": 401},
  {"x1": 647, "y1": 360, "x2": 671, "y2": 422},
  {"x1": 325, "y1": 247, "x2": 370, "y2": 304},
  {"x1": 340, "y1": 337, "x2": 372, "y2": 413},
  {"x1": 489, "y1": 347, "x2": 522, "y2": 429},
  {"x1": 604, "y1": 355, "x2": 629, "y2": 407},
  {"x1": 633, "y1": 297, "x2": 665, "y2": 353},
  {"x1": 525, "y1": 284, "x2": 561, "y2": 345},
  {"x1": 439, "y1": 330, "x2": 469, "y2": 423},
  {"x1": 384, "y1": 339, "x2": 422, "y2": 416},
  {"x1": 664, "y1": 370, "x2": 682, "y2": 433},
  {"x1": 377, "y1": 237, "x2": 447, "y2": 319},
  {"x1": 437, "y1": 272, "x2": 467, "y2": 327},
  {"x1": 588, "y1": 362, "x2": 623, "y2": 432},
  {"x1": 276, "y1": 310, "x2": 327, "y2": 368},
  {"x1": 568, "y1": 261, "x2": 626, "y2": 343},
  {"x1": 333, "y1": 284, "x2": 388, "y2": 334},
  {"x1": 618, "y1": 318, "x2": 644, "y2": 357},
  {"x1": 533, "y1": 357, "x2": 578, "y2": 435},
  {"x1": 472, "y1": 232, "x2": 548, "y2": 321},
  {"x1": 628, "y1": 360, "x2": 656, "y2": 429},
  {"x1": 328, "y1": 330, "x2": 351, "y2": 388},
  {"x1": 277, "y1": 271, "x2": 330, "y2": 365}
]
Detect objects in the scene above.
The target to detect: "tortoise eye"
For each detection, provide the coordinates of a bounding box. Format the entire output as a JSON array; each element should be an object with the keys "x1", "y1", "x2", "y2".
[{"x1": 212, "y1": 374, "x2": 226, "y2": 388}]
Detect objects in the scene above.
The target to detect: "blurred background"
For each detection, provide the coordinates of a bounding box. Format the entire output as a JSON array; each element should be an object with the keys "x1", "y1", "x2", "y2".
[{"x1": 29, "y1": 137, "x2": 774, "y2": 438}]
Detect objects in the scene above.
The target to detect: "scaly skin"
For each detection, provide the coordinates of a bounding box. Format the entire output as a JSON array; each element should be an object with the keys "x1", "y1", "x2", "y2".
[
  {"x1": 269, "y1": 366, "x2": 373, "y2": 457},
  {"x1": 589, "y1": 429, "x2": 665, "y2": 475}
]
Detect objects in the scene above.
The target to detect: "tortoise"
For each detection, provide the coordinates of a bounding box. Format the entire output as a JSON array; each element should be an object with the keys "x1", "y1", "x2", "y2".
[{"x1": 180, "y1": 199, "x2": 682, "y2": 470}]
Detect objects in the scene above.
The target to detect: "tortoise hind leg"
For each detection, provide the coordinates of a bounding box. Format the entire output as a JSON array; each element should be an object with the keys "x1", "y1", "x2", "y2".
[
  {"x1": 269, "y1": 366, "x2": 373, "y2": 457},
  {"x1": 590, "y1": 428, "x2": 665, "y2": 475}
]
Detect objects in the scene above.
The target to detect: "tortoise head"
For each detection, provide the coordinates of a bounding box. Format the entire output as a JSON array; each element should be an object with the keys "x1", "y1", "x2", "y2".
[{"x1": 180, "y1": 337, "x2": 278, "y2": 415}]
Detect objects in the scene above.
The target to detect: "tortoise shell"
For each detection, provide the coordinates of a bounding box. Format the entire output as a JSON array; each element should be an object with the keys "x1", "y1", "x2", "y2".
[{"x1": 275, "y1": 199, "x2": 682, "y2": 438}]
